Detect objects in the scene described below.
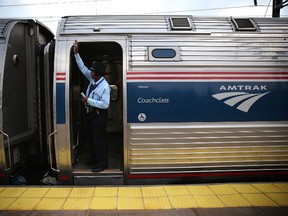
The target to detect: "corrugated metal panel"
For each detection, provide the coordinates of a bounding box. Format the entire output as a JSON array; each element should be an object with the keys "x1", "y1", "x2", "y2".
[
  {"x1": 60, "y1": 15, "x2": 235, "y2": 34},
  {"x1": 0, "y1": 20, "x2": 11, "y2": 38},
  {"x1": 59, "y1": 15, "x2": 288, "y2": 35},
  {"x1": 128, "y1": 123, "x2": 288, "y2": 175},
  {"x1": 193, "y1": 17, "x2": 232, "y2": 32},
  {"x1": 255, "y1": 18, "x2": 288, "y2": 33},
  {"x1": 60, "y1": 15, "x2": 169, "y2": 34},
  {"x1": 129, "y1": 34, "x2": 288, "y2": 71}
]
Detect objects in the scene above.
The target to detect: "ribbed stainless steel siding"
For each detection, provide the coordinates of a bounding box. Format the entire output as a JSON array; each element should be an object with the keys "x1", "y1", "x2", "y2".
[
  {"x1": 0, "y1": 20, "x2": 11, "y2": 38},
  {"x1": 61, "y1": 15, "x2": 169, "y2": 34},
  {"x1": 192, "y1": 17, "x2": 233, "y2": 32},
  {"x1": 129, "y1": 34, "x2": 288, "y2": 70},
  {"x1": 255, "y1": 18, "x2": 288, "y2": 32},
  {"x1": 128, "y1": 123, "x2": 288, "y2": 174},
  {"x1": 59, "y1": 16, "x2": 288, "y2": 35},
  {"x1": 59, "y1": 16, "x2": 288, "y2": 71}
]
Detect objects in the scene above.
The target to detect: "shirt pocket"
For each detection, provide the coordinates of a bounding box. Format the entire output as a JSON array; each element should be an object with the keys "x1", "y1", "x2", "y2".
[{"x1": 92, "y1": 88, "x2": 104, "y2": 100}]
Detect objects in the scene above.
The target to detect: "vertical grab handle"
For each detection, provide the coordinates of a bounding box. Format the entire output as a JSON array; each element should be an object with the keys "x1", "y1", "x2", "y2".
[
  {"x1": 0, "y1": 130, "x2": 12, "y2": 171},
  {"x1": 47, "y1": 130, "x2": 60, "y2": 172}
]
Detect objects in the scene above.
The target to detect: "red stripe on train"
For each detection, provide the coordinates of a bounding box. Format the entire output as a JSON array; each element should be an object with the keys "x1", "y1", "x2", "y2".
[
  {"x1": 127, "y1": 76, "x2": 287, "y2": 80},
  {"x1": 127, "y1": 71, "x2": 288, "y2": 75},
  {"x1": 128, "y1": 171, "x2": 288, "y2": 179}
]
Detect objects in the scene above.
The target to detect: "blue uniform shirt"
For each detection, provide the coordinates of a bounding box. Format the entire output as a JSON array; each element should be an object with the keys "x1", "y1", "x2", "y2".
[{"x1": 74, "y1": 53, "x2": 110, "y2": 109}]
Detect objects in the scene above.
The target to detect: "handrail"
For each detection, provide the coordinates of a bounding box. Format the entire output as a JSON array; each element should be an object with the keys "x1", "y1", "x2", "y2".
[
  {"x1": 0, "y1": 130, "x2": 12, "y2": 171},
  {"x1": 73, "y1": 129, "x2": 80, "y2": 150},
  {"x1": 47, "y1": 130, "x2": 60, "y2": 172}
]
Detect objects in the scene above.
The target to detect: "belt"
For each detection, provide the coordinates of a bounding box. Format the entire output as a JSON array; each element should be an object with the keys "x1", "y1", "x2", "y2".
[{"x1": 86, "y1": 106, "x2": 107, "y2": 119}]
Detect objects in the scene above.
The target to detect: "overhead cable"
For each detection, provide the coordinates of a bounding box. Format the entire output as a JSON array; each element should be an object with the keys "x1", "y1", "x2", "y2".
[{"x1": 0, "y1": 0, "x2": 111, "y2": 8}]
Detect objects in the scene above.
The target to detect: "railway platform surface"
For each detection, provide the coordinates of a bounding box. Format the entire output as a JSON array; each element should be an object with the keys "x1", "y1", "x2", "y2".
[{"x1": 0, "y1": 182, "x2": 287, "y2": 215}]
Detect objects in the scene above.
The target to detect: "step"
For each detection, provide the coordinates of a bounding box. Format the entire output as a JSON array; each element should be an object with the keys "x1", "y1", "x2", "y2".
[{"x1": 73, "y1": 169, "x2": 124, "y2": 185}]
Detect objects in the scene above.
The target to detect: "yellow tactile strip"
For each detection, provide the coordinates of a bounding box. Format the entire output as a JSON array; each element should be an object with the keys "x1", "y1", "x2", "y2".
[{"x1": 0, "y1": 182, "x2": 287, "y2": 210}]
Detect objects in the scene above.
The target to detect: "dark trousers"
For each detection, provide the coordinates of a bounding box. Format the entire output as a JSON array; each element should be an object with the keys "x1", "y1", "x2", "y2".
[{"x1": 86, "y1": 108, "x2": 108, "y2": 169}]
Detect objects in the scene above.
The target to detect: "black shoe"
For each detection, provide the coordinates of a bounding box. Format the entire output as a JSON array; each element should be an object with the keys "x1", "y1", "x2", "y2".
[{"x1": 92, "y1": 167, "x2": 105, "y2": 172}]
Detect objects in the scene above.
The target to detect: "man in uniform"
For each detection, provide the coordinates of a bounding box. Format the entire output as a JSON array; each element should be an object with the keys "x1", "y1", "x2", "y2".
[{"x1": 73, "y1": 40, "x2": 110, "y2": 172}]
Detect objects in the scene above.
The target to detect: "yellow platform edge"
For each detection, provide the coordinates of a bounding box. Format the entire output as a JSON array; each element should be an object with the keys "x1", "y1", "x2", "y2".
[{"x1": 0, "y1": 182, "x2": 287, "y2": 211}]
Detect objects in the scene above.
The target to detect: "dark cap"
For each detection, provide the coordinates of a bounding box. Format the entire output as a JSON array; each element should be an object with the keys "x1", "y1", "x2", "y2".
[{"x1": 89, "y1": 61, "x2": 106, "y2": 76}]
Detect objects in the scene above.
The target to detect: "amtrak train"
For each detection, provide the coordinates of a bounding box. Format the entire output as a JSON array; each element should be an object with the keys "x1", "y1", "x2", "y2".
[{"x1": 0, "y1": 16, "x2": 288, "y2": 185}]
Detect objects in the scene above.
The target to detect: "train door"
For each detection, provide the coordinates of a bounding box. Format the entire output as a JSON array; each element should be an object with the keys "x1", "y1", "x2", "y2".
[
  {"x1": 42, "y1": 42, "x2": 56, "y2": 178},
  {"x1": 70, "y1": 41, "x2": 124, "y2": 185}
]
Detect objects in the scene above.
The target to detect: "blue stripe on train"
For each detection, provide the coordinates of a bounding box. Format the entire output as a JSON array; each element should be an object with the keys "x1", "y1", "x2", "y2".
[
  {"x1": 127, "y1": 82, "x2": 288, "y2": 123},
  {"x1": 56, "y1": 83, "x2": 66, "y2": 124}
]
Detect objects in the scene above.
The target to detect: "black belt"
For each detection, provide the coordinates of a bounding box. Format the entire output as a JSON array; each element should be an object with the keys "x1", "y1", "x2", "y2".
[{"x1": 86, "y1": 106, "x2": 107, "y2": 119}]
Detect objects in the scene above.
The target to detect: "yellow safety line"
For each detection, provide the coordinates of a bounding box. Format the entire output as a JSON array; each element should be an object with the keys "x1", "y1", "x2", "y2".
[{"x1": 0, "y1": 182, "x2": 287, "y2": 210}]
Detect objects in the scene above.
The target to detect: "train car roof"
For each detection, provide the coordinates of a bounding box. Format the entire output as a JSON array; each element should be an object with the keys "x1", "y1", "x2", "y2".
[
  {"x1": 0, "y1": 19, "x2": 14, "y2": 38},
  {"x1": 58, "y1": 15, "x2": 288, "y2": 36},
  {"x1": 0, "y1": 19, "x2": 54, "y2": 40}
]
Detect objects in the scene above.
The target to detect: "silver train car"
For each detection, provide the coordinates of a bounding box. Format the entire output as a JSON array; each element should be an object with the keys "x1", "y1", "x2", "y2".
[
  {"x1": 0, "y1": 19, "x2": 54, "y2": 184},
  {"x1": 52, "y1": 15, "x2": 288, "y2": 185},
  {"x1": 1, "y1": 16, "x2": 288, "y2": 185}
]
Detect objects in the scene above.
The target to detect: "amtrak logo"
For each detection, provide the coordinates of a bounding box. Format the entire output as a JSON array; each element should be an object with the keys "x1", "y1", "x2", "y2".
[{"x1": 212, "y1": 91, "x2": 270, "y2": 112}]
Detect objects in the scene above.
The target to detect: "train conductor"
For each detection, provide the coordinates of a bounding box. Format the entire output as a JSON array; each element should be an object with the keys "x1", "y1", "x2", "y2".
[{"x1": 73, "y1": 40, "x2": 110, "y2": 172}]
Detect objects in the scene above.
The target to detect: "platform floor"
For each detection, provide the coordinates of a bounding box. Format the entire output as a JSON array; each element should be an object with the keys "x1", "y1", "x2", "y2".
[{"x1": 0, "y1": 182, "x2": 287, "y2": 215}]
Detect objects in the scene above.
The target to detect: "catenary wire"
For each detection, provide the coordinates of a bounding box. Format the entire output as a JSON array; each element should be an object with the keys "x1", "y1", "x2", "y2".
[
  {"x1": 0, "y1": 0, "x2": 111, "y2": 8},
  {"x1": 264, "y1": 0, "x2": 272, "y2": 17}
]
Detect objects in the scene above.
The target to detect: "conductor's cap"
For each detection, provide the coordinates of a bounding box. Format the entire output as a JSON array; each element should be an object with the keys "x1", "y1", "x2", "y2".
[{"x1": 89, "y1": 61, "x2": 106, "y2": 76}]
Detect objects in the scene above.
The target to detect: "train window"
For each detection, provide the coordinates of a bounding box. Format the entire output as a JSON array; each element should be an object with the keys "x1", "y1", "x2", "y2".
[
  {"x1": 231, "y1": 18, "x2": 258, "y2": 31},
  {"x1": 152, "y1": 49, "x2": 176, "y2": 58},
  {"x1": 148, "y1": 47, "x2": 180, "y2": 61},
  {"x1": 169, "y1": 17, "x2": 193, "y2": 30}
]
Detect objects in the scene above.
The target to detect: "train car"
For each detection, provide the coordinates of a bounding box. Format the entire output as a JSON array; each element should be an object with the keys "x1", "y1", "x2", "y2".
[
  {"x1": 50, "y1": 15, "x2": 288, "y2": 185},
  {"x1": 0, "y1": 19, "x2": 54, "y2": 184}
]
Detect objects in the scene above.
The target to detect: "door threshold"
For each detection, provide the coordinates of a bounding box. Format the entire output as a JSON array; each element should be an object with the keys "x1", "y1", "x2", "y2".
[
  {"x1": 73, "y1": 169, "x2": 124, "y2": 185},
  {"x1": 73, "y1": 168, "x2": 123, "y2": 174}
]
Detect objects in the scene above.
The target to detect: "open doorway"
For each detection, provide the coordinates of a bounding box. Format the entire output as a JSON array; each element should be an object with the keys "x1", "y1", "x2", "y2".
[{"x1": 70, "y1": 42, "x2": 123, "y2": 175}]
